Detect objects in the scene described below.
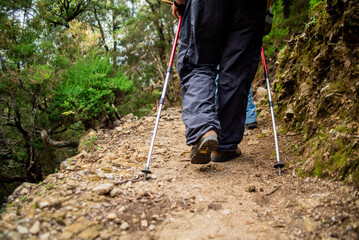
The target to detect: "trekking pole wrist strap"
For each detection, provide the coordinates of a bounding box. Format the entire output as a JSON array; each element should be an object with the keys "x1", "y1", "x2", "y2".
[
  {"x1": 173, "y1": 0, "x2": 185, "y2": 15},
  {"x1": 173, "y1": 0, "x2": 183, "y2": 7}
]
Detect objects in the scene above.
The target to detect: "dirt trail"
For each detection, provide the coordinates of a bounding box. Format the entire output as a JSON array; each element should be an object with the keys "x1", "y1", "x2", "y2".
[{"x1": 0, "y1": 107, "x2": 358, "y2": 240}]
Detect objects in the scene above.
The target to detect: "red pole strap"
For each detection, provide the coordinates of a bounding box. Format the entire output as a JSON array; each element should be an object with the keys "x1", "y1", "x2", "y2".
[
  {"x1": 168, "y1": 16, "x2": 183, "y2": 68},
  {"x1": 261, "y1": 46, "x2": 268, "y2": 74}
]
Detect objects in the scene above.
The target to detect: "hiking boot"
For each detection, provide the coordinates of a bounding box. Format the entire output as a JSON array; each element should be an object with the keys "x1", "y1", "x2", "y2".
[
  {"x1": 210, "y1": 148, "x2": 242, "y2": 162},
  {"x1": 246, "y1": 121, "x2": 257, "y2": 129},
  {"x1": 190, "y1": 130, "x2": 218, "y2": 164}
]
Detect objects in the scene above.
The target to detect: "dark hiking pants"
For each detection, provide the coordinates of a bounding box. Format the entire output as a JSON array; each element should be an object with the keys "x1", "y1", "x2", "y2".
[{"x1": 177, "y1": 0, "x2": 266, "y2": 151}]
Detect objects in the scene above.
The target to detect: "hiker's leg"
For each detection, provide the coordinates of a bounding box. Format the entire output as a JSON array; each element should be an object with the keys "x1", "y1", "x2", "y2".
[
  {"x1": 217, "y1": 0, "x2": 266, "y2": 151},
  {"x1": 177, "y1": 0, "x2": 228, "y2": 145}
]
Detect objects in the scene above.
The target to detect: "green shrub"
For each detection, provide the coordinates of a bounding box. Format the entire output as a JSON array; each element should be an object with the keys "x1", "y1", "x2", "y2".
[{"x1": 55, "y1": 53, "x2": 133, "y2": 129}]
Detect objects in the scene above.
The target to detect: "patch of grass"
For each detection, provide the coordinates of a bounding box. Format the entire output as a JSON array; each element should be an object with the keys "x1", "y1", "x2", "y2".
[
  {"x1": 313, "y1": 162, "x2": 323, "y2": 177},
  {"x1": 46, "y1": 183, "x2": 54, "y2": 190},
  {"x1": 257, "y1": 133, "x2": 266, "y2": 138},
  {"x1": 83, "y1": 136, "x2": 98, "y2": 152}
]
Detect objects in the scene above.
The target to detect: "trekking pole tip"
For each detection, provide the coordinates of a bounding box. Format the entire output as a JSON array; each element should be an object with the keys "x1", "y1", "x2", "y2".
[
  {"x1": 141, "y1": 168, "x2": 152, "y2": 181},
  {"x1": 274, "y1": 162, "x2": 285, "y2": 176}
]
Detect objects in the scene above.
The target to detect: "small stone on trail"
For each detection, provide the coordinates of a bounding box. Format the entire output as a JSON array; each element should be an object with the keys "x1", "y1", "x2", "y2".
[
  {"x1": 119, "y1": 206, "x2": 126, "y2": 212},
  {"x1": 60, "y1": 160, "x2": 69, "y2": 171},
  {"x1": 141, "y1": 220, "x2": 148, "y2": 228},
  {"x1": 107, "y1": 213, "x2": 117, "y2": 220},
  {"x1": 222, "y1": 209, "x2": 231, "y2": 215},
  {"x1": 7, "y1": 232, "x2": 22, "y2": 240},
  {"x1": 261, "y1": 129, "x2": 270, "y2": 134},
  {"x1": 248, "y1": 140, "x2": 260, "y2": 146},
  {"x1": 137, "y1": 171, "x2": 145, "y2": 176},
  {"x1": 208, "y1": 203, "x2": 222, "y2": 210},
  {"x1": 346, "y1": 225, "x2": 353, "y2": 232},
  {"x1": 29, "y1": 221, "x2": 41, "y2": 234},
  {"x1": 247, "y1": 186, "x2": 257, "y2": 192},
  {"x1": 93, "y1": 183, "x2": 114, "y2": 195},
  {"x1": 303, "y1": 218, "x2": 320, "y2": 232},
  {"x1": 125, "y1": 181, "x2": 132, "y2": 187},
  {"x1": 120, "y1": 222, "x2": 130, "y2": 230},
  {"x1": 17, "y1": 225, "x2": 29, "y2": 234},
  {"x1": 77, "y1": 225, "x2": 101, "y2": 240},
  {"x1": 39, "y1": 232, "x2": 51, "y2": 240},
  {"x1": 149, "y1": 224, "x2": 156, "y2": 231},
  {"x1": 38, "y1": 201, "x2": 49, "y2": 209},
  {"x1": 110, "y1": 187, "x2": 121, "y2": 197},
  {"x1": 66, "y1": 165, "x2": 77, "y2": 171}
]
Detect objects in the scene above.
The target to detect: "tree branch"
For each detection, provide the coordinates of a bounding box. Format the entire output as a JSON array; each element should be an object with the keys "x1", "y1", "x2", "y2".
[
  {"x1": 0, "y1": 175, "x2": 26, "y2": 183},
  {"x1": 0, "y1": 139, "x2": 23, "y2": 157},
  {"x1": 41, "y1": 130, "x2": 78, "y2": 148},
  {"x1": 93, "y1": 7, "x2": 109, "y2": 52}
]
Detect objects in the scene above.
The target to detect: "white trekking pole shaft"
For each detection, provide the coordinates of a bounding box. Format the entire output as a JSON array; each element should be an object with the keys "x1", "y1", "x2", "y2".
[
  {"x1": 261, "y1": 46, "x2": 284, "y2": 175},
  {"x1": 142, "y1": 16, "x2": 183, "y2": 181}
]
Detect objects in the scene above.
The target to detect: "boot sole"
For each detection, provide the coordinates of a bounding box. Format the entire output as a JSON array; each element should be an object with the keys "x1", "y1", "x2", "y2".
[
  {"x1": 190, "y1": 135, "x2": 218, "y2": 164},
  {"x1": 211, "y1": 150, "x2": 242, "y2": 162}
]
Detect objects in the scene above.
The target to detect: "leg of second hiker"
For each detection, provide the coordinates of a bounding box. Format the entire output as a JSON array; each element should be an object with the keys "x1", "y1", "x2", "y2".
[{"x1": 245, "y1": 86, "x2": 258, "y2": 128}]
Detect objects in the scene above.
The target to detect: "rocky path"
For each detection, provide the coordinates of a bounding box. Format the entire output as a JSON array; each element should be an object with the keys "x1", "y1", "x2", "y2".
[{"x1": 0, "y1": 108, "x2": 358, "y2": 240}]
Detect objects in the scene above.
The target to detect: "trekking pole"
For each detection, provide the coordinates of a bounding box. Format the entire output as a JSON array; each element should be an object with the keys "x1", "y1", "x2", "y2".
[
  {"x1": 261, "y1": 46, "x2": 284, "y2": 176},
  {"x1": 142, "y1": 16, "x2": 183, "y2": 181}
]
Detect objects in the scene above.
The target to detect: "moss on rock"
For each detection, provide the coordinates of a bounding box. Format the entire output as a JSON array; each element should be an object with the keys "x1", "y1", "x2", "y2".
[{"x1": 275, "y1": 0, "x2": 359, "y2": 184}]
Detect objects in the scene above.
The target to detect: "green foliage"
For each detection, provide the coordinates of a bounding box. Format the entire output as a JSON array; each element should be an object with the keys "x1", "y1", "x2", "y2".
[
  {"x1": 263, "y1": 0, "x2": 310, "y2": 57},
  {"x1": 305, "y1": 1, "x2": 328, "y2": 29},
  {"x1": 82, "y1": 135, "x2": 98, "y2": 152},
  {"x1": 37, "y1": 0, "x2": 93, "y2": 28},
  {"x1": 55, "y1": 53, "x2": 133, "y2": 129},
  {"x1": 0, "y1": 0, "x2": 139, "y2": 206},
  {"x1": 118, "y1": 89, "x2": 155, "y2": 118},
  {"x1": 309, "y1": 0, "x2": 324, "y2": 11},
  {"x1": 46, "y1": 182, "x2": 54, "y2": 190}
]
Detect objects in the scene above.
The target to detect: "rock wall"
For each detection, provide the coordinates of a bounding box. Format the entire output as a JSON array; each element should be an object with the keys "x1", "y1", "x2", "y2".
[{"x1": 274, "y1": 0, "x2": 359, "y2": 183}]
